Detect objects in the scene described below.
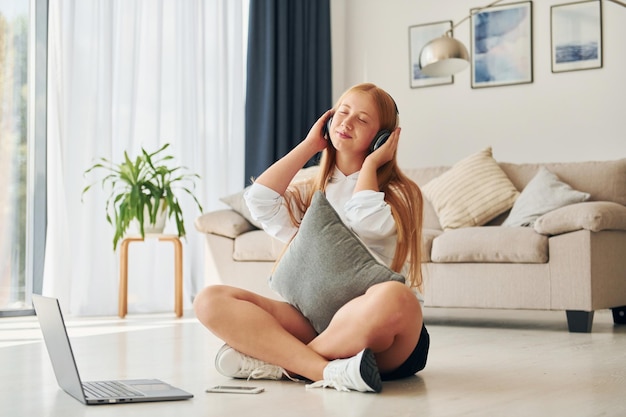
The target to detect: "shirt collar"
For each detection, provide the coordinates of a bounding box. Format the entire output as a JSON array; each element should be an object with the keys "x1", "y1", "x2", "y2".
[{"x1": 329, "y1": 166, "x2": 359, "y2": 183}]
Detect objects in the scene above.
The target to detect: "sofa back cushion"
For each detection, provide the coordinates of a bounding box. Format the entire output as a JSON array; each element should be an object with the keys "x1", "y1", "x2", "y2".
[
  {"x1": 404, "y1": 166, "x2": 448, "y2": 230},
  {"x1": 500, "y1": 159, "x2": 626, "y2": 206},
  {"x1": 404, "y1": 158, "x2": 626, "y2": 229}
]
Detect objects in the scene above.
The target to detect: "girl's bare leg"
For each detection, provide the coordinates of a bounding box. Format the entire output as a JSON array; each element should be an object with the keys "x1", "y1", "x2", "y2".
[
  {"x1": 193, "y1": 285, "x2": 328, "y2": 381},
  {"x1": 194, "y1": 280, "x2": 422, "y2": 382},
  {"x1": 309, "y1": 281, "x2": 423, "y2": 373}
]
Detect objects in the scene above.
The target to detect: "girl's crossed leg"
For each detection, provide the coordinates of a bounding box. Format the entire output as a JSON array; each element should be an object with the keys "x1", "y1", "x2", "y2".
[{"x1": 193, "y1": 281, "x2": 423, "y2": 391}]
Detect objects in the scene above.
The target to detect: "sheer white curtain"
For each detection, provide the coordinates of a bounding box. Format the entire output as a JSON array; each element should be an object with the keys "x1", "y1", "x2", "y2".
[{"x1": 44, "y1": 0, "x2": 247, "y2": 315}]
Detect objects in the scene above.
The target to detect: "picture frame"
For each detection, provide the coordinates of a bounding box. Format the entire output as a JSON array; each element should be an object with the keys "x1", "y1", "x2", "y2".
[
  {"x1": 470, "y1": 1, "x2": 533, "y2": 88},
  {"x1": 408, "y1": 21, "x2": 454, "y2": 89},
  {"x1": 551, "y1": 0, "x2": 602, "y2": 73}
]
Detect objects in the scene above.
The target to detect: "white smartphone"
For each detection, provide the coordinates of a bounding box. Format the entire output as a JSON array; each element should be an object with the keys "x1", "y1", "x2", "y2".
[{"x1": 205, "y1": 385, "x2": 264, "y2": 394}]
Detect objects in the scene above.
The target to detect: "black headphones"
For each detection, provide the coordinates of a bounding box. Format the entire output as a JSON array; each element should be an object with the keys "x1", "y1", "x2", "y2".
[{"x1": 323, "y1": 99, "x2": 399, "y2": 154}]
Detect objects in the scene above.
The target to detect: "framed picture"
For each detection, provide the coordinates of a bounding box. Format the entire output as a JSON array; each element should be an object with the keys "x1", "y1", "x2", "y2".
[
  {"x1": 551, "y1": 0, "x2": 602, "y2": 73},
  {"x1": 470, "y1": 1, "x2": 533, "y2": 88},
  {"x1": 408, "y1": 21, "x2": 453, "y2": 89}
]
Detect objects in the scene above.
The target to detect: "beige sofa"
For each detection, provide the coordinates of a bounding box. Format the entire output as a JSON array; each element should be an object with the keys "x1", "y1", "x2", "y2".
[{"x1": 194, "y1": 155, "x2": 626, "y2": 333}]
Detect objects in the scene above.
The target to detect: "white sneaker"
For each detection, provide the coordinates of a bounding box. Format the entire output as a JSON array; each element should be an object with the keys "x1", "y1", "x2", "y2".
[
  {"x1": 214, "y1": 344, "x2": 287, "y2": 380},
  {"x1": 307, "y1": 348, "x2": 382, "y2": 393}
]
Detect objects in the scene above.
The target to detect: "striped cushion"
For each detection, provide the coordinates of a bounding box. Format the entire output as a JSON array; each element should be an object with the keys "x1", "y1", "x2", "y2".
[{"x1": 422, "y1": 147, "x2": 519, "y2": 230}]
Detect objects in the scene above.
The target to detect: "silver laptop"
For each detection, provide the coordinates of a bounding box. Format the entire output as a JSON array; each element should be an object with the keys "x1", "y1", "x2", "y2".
[{"x1": 33, "y1": 294, "x2": 193, "y2": 405}]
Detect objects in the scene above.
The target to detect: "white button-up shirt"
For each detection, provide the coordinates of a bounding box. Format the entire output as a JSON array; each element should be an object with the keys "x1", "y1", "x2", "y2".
[{"x1": 243, "y1": 167, "x2": 397, "y2": 268}]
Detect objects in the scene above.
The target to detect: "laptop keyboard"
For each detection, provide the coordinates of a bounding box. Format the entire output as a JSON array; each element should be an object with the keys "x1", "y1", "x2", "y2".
[{"x1": 83, "y1": 381, "x2": 145, "y2": 399}]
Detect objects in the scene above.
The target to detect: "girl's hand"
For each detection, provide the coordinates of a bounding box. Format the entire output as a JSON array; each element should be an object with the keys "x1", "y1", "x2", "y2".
[
  {"x1": 254, "y1": 109, "x2": 334, "y2": 194},
  {"x1": 365, "y1": 127, "x2": 400, "y2": 169},
  {"x1": 303, "y1": 109, "x2": 333, "y2": 153}
]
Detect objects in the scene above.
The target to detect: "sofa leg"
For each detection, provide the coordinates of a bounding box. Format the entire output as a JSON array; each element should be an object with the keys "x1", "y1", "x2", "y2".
[
  {"x1": 612, "y1": 306, "x2": 626, "y2": 325},
  {"x1": 566, "y1": 310, "x2": 594, "y2": 333}
]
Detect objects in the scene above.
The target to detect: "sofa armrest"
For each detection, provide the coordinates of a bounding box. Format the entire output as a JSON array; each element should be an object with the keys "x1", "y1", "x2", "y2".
[
  {"x1": 194, "y1": 209, "x2": 257, "y2": 239},
  {"x1": 534, "y1": 201, "x2": 626, "y2": 236}
]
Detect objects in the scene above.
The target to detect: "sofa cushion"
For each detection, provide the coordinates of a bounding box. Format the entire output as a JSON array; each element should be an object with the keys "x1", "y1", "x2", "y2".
[
  {"x1": 233, "y1": 230, "x2": 286, "y2": 261},
  {"x1": 431, "y1": 226, "x2": 548, "y2": 263},
  {"x1": 219, "y1": 166, "x2": 321, "y2": 229},
  {"x1": 269, "y1": 191, "x2": 405, "y2": 334},
  {"x1": 194, "y1": 209, "x2": 256, "y2": 239},
  {"x1": 421, "y1": 199, "x2": 443, "y2": 231},
  {"x1": 404, "y1": 165, "x2": 449, "y2": 230},
  {"x1": 499, "y1": 158, "x2": 626, "y2": 206},
  {"x1": 534, "y1": 201, "x2": 626, "y2": 236},
  {"x1": 502, "y1": 167, "x2": 590, "y2": 227},
  {"x1": 421, "y1": 228, "x2": 442, "y2": 262},
  {"x1": 422, "y1": 147, "x2": 520, "y2": 230},
  {"x1": 220, "y1": 187, "x2": 263, "y2": 229}
]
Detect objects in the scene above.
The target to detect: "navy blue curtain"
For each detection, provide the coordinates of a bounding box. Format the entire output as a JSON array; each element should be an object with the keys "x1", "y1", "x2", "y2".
[{"x1": 244, "y1": 0, "x2": 332, "y2": 184}]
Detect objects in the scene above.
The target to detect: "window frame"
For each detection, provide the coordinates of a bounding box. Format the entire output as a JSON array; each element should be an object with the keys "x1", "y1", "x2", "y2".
[{"x1": 0, "y1": 0, "x2": 47, "y2": 317}]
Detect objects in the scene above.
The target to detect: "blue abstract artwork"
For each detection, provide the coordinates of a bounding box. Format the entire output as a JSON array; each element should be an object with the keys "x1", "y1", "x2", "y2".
[
  {"x1": 471, "y1": 2, "x2": 533, "y2": 88},
  {"x1": 551, "y1": 1, "x2": 602, "y2": 73},
  {"x1": 555, "y1": 43, "x2": 598, "y2": 63}
]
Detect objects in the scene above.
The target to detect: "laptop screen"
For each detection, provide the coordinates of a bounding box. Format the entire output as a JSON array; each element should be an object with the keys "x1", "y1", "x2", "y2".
[{"x1": 33, "y1": 295, "x2": 87, "y2": 403}]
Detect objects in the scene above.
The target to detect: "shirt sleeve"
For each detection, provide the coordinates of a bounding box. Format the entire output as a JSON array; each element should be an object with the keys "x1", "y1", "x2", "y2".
[
  {"x1": 243, "y1": 182, "x2": 300, "y2": 243},
  {"x1": 343, "y1": 190, "x2": 397, "y2": 239},
  {"x1": 343, "y1": 189, "x2": 398, "y2": 267},
  {"x1": 245, "y1": 183, "x2": 398, "y2": 267}
]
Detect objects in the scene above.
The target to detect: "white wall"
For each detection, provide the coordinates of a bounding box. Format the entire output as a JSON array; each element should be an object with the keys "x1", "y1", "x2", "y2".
[{"x1": 330, "y1": 0, "x2": 625, "y2": 168}]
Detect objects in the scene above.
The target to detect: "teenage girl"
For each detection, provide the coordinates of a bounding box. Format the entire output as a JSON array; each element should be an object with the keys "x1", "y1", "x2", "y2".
[{"x1": 194, "y1": 83, "x2": 429, "y2": 392}]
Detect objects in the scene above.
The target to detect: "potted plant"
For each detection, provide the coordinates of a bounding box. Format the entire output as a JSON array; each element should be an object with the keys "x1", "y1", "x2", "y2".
[{"x1": 82, "y1": 143, "x2": 203, "y2": 250}]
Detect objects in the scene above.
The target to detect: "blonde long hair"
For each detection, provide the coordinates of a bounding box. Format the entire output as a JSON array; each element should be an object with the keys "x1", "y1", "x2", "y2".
[{"x1": 283, "y1": 83, "x2": 424, "y2": 289}]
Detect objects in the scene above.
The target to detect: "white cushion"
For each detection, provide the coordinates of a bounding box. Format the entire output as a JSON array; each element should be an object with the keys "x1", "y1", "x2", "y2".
[
  {"x1": 422, "y1": 147, "x2": 519, "y2": 230},
  {"x1": 534, "y1": 201, "x2": 626, "y2": 235},
  {"x1": 194, "y1": 209, "x2": 255, "y2": 238},
  {"x1": 502, "y1": 167, "x2": 590, "y2": 227},
  {"x1": 219, "y1": 166, "x2": 320, "y2": 229},
  {"x1": 219, "y1": 187, "x2": 262, "y2": 229},
  {"x1": 431, "y1": 227, "x2": 548, "y2": 263}
]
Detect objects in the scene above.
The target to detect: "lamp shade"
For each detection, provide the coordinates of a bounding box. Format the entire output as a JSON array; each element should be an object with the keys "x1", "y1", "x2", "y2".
[{"x1": 419, "y1": 36, "x2": 470, "y2": 77}]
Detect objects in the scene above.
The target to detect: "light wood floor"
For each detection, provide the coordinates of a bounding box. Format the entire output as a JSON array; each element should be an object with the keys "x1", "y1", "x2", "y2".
[{"x1": 1, "y1": 306, "x2": 625, "y2": 417}]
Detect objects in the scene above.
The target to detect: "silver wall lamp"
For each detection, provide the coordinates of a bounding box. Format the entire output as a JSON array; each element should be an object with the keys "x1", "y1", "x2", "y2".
[{"x1": 418, "y1": 0, "x2": 626, "y2": 77}]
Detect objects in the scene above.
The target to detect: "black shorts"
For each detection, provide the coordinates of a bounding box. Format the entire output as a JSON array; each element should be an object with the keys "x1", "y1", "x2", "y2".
[{"x1": 380, "y1": 324, "x2": 430, "y2": 381}]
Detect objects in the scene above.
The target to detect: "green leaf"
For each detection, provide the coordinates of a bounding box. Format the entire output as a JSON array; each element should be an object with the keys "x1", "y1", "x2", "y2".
[{"x1": 82, "y1": 142, "x2": 203, "y2": 250}]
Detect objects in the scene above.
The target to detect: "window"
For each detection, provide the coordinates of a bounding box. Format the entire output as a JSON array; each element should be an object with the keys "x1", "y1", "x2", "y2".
[{"x1": 0, "y1": 0, "x2": 47, "y2": 316}]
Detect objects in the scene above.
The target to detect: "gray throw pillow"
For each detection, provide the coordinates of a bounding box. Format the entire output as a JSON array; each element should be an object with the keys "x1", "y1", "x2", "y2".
[
  {"x1": 502, "y1": 167, "x2": 591, "y2": 227},
  {"x1": 269, "y1": 191, "x2": 405, "y2": 334}
]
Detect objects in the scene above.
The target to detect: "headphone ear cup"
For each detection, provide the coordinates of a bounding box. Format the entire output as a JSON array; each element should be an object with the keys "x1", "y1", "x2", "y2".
[
  {"x1": 369, "y1": 130, "x2": 391, "y2": 153},
  {"x1": 323, "y1": 116, "x2": 333, "y2": 140}
]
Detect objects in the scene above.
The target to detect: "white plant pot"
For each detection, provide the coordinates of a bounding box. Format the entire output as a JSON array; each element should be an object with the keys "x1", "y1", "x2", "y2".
[{"x1": 129, "y1": 199, "x2": 168, "y2": 235}]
